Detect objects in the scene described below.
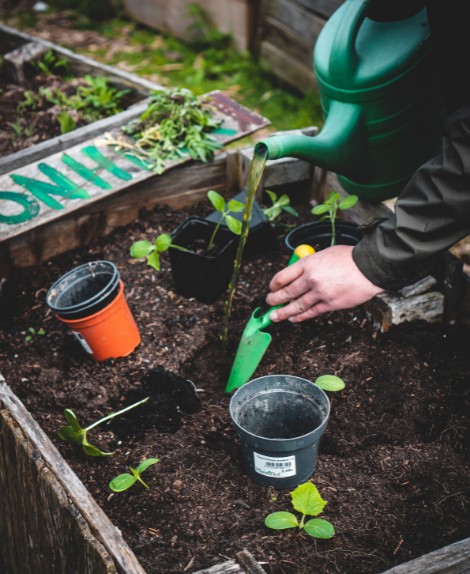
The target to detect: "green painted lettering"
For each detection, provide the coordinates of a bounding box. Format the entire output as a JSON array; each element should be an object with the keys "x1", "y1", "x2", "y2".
[
  {"x1": 0, "y1": 191, "x2": 40, "y2": 224},
  {"x1": 80, "y1": 146, "x2": 133, "y2": 181},
  {"x1": 61, "y1": 153, "x2": 112, "y2": 190},
  {"x1": 10, "y1": 163, "x2": 90, "y2": 210}
]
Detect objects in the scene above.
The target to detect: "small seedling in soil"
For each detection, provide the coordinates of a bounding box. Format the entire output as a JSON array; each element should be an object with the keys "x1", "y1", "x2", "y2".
[
  {"x1": 262, "y1": 189, "x2": 299, "y2": 223},
  {"x1": 314, "y1": 374, "x2": 345, "y2": 392},
  {"x1": 265, "y1": 482, "x2": 335, "y2": 539},
  {"x1": 109, "y1": 458, "x2": 160, "y2": 492},
  {"x1": 58, "y1": 397, "x2": 149, "y2": 457},
  {"x1": 311, "y1": 190, "x2": 358, "y2": 246},
  {"x1": 34, "y1": 49, "x2": 69, "y2": 77},
  {"x1": 206, "y1": 190, "x2": 244, "y2": 248},
  {"x1": 130, "y1": 190, "x2": 243, "y2": 270},
  {"x1": 24, "y1": 326, "x2": 45, "y2": 343}
]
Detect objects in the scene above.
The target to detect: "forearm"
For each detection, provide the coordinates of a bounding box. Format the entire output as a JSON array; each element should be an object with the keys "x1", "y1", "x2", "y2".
[{"x1": 353, "y1": 104, "x2": 470, "y2": 290}]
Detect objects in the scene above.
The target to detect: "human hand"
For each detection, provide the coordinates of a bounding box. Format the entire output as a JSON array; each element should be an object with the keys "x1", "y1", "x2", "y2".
[{"x1": 266, "y1": 245, "x2": 384, "y2": 322}]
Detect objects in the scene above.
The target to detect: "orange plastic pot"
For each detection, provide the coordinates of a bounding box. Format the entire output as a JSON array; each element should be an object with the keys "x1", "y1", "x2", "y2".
[{"x1": 57, "y1": 281, "x2": 140, "y2": 361}]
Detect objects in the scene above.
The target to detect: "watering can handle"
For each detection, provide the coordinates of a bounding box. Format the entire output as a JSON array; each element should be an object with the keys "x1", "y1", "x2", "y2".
[{"x1": 329, "y1": 0, "x2": 371, "y2": 85}]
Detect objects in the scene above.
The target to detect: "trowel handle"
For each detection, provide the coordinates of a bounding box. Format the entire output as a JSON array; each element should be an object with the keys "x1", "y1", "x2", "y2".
[{"x1": 260, "y1": 244, "x2": 315, "y2": 328}]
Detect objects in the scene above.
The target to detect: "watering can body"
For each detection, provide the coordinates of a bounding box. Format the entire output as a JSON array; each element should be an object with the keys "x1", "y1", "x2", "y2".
[{"x1": 256, "y1": 0, "x2": 447, "y2": 202}]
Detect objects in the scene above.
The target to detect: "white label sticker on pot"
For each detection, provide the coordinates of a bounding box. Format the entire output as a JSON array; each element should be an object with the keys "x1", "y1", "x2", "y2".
[
  {"x1": 72, "y1": 331, "x2": 93, "y2": 354},
  {"x1": 254, "y1": 452, "x2": 296, "y2": 478}
]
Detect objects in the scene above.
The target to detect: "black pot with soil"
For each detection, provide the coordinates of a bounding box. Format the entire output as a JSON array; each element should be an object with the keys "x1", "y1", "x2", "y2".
[
  {"x1": 169, "y1": 215, "x2": 238, "y2": 304},
  {"x1": 285, "y1": 220, "x2": 362, "y2": 252}
]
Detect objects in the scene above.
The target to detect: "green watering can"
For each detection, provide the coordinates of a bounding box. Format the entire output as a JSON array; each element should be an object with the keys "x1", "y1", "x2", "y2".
[{"x1": 255, "y1": 0, "x2": 447, "y2": 202}]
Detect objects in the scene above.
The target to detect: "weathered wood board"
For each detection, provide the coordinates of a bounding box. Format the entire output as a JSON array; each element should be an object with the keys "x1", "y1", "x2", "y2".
[
  {"x1": 0, "y1": 90, "x2": 269, "y2": 256},
  {"x1": 256, "y1": 0, "x2": 344, "y2": 92},
  {"x1": 122, "y1": 0, "x2": 258, "y2": 53}
]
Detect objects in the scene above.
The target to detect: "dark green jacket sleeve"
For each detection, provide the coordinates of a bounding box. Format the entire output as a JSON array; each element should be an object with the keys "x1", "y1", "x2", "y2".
[{"x1": 352, "y1": 104, "x2": 470, "y2": 290}]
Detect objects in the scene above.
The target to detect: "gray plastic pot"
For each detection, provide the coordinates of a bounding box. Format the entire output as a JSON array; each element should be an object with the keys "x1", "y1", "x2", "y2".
[{"x1": 229, "y1": 375, "x2": 330, "y2": 489}]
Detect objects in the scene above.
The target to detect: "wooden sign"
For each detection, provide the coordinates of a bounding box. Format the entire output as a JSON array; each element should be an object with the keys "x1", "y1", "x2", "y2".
[{"x1": 0, "y1": 91, "x2": 269, "y2": 244}]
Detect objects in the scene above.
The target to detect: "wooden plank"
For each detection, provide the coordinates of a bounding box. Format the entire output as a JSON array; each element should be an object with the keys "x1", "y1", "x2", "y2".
[
  {"x1": 259, "y1": 40, "x2": 317, "y2": 93},
  {"x1": 0, "y1": 90, "x2": 269, "y2": 248},
  {"x1": 379, "y1": 537, "x2": 470, "y2": 574},
  {"x1": 264, "y1": 0, "x2": 327, "y2": 46},
  {"x1": 0, "y1": 379, "x2": 143, "y2": 574},
  {"x1": 2, "y1": 41, "x2": 49, "y2": 83},
  {"x1": 122, "y1": 0, "x2": 256, "y2": 52},
  {"x1": 294, "y1": 0, "x2": 343, "y2": 20}
]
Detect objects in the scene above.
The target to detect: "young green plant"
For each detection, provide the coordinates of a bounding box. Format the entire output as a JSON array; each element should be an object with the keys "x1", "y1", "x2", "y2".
[
  {"x1": 311, "y1": 191, "x2": 358, "y2": 246},
  {"x1": 24, "y1": 326, "x2": 45, "y2": 343},
  {"x1": 265, "y1": 481, "x2": 335, "y2": 539},
  {"x1": 129, "y1": 190, "x2": 243, "y2": 270},
  {"x1": 262, "y1": 189, "x2": 298, "y2": 222},
  {"x1": 314, "y1": 374, "x2": 345, "y2": 392},
  {"x1": 109, "y1": 458, "x2": 160, "y2": 492},
  {"x1": 58, "y1": 397, "x2": 149, "y2": 457}
]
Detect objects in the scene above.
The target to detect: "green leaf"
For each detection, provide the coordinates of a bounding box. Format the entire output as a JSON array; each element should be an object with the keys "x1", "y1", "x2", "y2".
[
  {"x1": 265, "y1": 511, "x2": 299, "y2": 530},
  {"x1": 314, "y1": 375, "x2": 345, "y2": 392},
  {"x1": 339, "y1": 194, "x2": 358, "y2": 210},
  {"x1": 277, "y1": 194, "x2": 290, "y2": 207},
  {"x1": 303, "y1": 518, "x2": 335, "y2": 539},
  {"x1": 63, "y1": 409, "x2": 83, "y2": 432},
  {"x1": 147, "y1": 250, "x2": 161, "y2": 271},
  {"x1": 82, "y1": 438, "x2": 113, "y2": 457},
  {"x1": 57, "y1": 425, "x2": 83, "y2": 445},
  {"x1": 135, "y1": 458, "x2": 160, "y2": 474},
  {"x1": 37, "y1": 328, "x2": 46, "y2": 335},
  {"x1": 226, "y1": 215, "x2": 242, "y2": 235},
  {"x1": 266, "y1": 189, "x2": 277, "y2": 203},
  {"x1": 291, "y1": 482, "x2": 327, "y2": 517},
  {"x1": 227, "y1": 199, "x2": 245, "y2": 213},
  {"x1": 326, "y1": 191, "x2": 341, "y2": 204},
  {"x1": 109, "y1": 473, "x2": 137, "y2": 492},
  {"x1": 207, "y1": 190, "x2": 225, "y2": 212},
  {"x1": 130, "y1": 240, "x2": 154, "y2": 259},
  {"x1": 155, "y1": 233, "x2": 172, "y2": 252},
  {"x1": 283, "y1": 205, "x2": 299, "y2": 217},
  {"x1": 311, "y1": 204, "x2": 330, "y2": 215}
]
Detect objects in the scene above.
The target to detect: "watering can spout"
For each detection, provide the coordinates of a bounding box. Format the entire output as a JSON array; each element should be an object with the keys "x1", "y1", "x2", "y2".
[{"x1": 255, "y1": 100, "x2": 373, "y2": 183}]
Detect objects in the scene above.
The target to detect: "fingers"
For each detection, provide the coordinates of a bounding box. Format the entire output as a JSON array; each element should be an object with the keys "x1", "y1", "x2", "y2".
[
  {"x1": 270, "y1": 290, "x2": 321, "y2": 322},
  {"x1": 267, "y1": 261, "x2": 307, "y2": 306}
]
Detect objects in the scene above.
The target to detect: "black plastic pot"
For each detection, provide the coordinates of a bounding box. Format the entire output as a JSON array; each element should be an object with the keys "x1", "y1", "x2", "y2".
[
  {"x1": 205, "y1": 189, "x2": 279, "y2": 257},
  {"x1": 169, "y1": 216, "x2": 238, "y2": 304},
  {"x1": 46, "y1": 260, "x2": 120, "y2": 320},
  {"x1": 229, "y1": 375, "x2": 330, "y2": 489},
  {"x1": 285, "y1": 220, "x2": 362, "y2": 252}
]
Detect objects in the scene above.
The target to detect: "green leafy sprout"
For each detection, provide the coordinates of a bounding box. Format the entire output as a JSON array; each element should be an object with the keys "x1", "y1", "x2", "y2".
[
  {"x1": 129, "y1": 190, "x2": 244, "y2": 270},
  {"x1": 262, "y1": 189, "x2": 299, "y2": 223},
  {"x1": 34, "y1": 49, "x2": 69, "y2": 77},
  {"x1": 109, "y1": 457, "x2": 160, "y2": 492},
  {"x1": 58, "y1": 397, "x2": 149, "y2": 457},
  {"x1": 24, "y1": 326, "x2": 45, "y2": 343},
  {"x1": 314, "y1": 374, "x2": 345, "y2": 392},
  {"x1": 206, "y1": 190, "x2": 244, "y2": 248},
  {"x1": 311, "y1": 191, "x2": 358, "y2": 246},
  {"x1": 265, "y1": 482, "x2": 335, "y2": 539}
]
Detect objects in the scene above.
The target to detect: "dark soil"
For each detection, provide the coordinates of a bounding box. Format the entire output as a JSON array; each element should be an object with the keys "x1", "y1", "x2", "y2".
[
  {"x1": 0, "y1": 202, "x2": 469, "y2": 574},
  {"x1": 0, "y1": 72, "x2": 131, "y2": 158}
]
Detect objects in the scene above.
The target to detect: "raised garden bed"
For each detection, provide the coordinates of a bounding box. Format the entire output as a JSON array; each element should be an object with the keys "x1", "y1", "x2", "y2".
[{"x1": 1, "y1": 170, "x2": 469, "y2": 573}]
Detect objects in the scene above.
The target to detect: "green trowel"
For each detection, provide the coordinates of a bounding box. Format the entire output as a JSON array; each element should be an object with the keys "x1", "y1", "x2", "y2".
[{"x1": 225, "y1": 244, "x2": 315, "y2": 393}]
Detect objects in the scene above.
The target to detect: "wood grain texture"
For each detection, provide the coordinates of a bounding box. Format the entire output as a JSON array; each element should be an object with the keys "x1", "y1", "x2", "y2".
[{"x1": 0, "y1": 379, "x2": 147, "y2": 574}]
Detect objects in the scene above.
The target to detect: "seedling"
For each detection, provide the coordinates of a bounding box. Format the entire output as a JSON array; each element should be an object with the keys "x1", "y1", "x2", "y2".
[
  {"x1": 129, "y1": 190, "x2": 243, "y2": 270},
  {"x1": 109, "y1": 458, "x2": 160, "y2": 492},
  {"x1": 265, "y1": 482, "x2": 335, "y2": 539},
  {"x1": 314, "y1": 374, "x2": 345, "y2": 392},
  {"x1": 24, "y1": 326, "x2": 45, "y2": 342},
  {"x1": 262, "y1": 189, "x2": 298, "y2": 222},
  {"x1": 311, "y1": 191, "x2": 358, "y2": 246},
  {"x1": 207, "y1": 190, "x2": 244, "y2": 248},
  {"x1": 34, "y1": 49, "x2": 69, "y2": 76},
  {"x1": 58, "y1": 397, "x2": 149, "y2": 457}
]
